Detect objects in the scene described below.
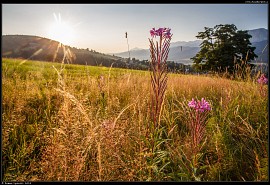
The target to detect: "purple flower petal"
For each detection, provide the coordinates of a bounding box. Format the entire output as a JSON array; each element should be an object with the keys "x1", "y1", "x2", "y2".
[
  {"x1": 258, "y1": 74, "x2": 268, "y2": 85},
  {"x1": 149, "y1": 27, "x2": 172, "y2": 39},
  {"x1": 188, "y1": 98, "x2": 211, "y2": 112}
]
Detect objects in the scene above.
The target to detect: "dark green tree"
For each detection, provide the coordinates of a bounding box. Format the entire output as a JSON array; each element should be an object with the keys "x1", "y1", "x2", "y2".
[{"x1": 191, "y1": 24, "x2": 257, "y2": 73}]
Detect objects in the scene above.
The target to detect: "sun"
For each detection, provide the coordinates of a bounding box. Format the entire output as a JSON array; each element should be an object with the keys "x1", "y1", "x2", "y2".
[{"x1": 48, "y1": 13, "x2": 74, "y2": 45}]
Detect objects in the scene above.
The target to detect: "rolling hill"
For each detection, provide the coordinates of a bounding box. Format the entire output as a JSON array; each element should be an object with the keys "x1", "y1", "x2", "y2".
[{"x1": 2, "y1": 35, "x2": 127, "y2": 68}]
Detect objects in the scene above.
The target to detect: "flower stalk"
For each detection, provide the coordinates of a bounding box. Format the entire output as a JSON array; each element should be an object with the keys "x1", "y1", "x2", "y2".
[
  {"x1": 149, "y1": 27, "x2": 172, "y2": 129},
  {"x1": 187, "y1": 98, "x2": 211, "y2": 161}
]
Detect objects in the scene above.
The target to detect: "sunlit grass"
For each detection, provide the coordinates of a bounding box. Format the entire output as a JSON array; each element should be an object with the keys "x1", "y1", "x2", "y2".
[{"x1": 2, "y1": 58, "x2": 268, "y2": 181}]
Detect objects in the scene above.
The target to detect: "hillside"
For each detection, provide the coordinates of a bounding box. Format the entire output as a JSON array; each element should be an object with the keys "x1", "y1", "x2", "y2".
[
  {"x1": 248, "y1": 28, "x2": 268, "y2": 43},
  {"x1": 252, "y1": 40, "x2": 268, "y2": 63},
  {"x1": 2, "y1": 35, "x2": 126, "y2": 68},
  {"x1": 248, "y1": 28, "x2": 268, "y2": 63}
]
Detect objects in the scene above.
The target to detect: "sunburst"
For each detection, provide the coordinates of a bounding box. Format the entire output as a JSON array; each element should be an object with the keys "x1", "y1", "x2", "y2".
[{"x1": 48, "y1": 13, "x2": 74, "y2": 46}]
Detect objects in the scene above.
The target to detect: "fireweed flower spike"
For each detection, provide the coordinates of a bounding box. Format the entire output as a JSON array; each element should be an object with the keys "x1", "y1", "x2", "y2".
[
  {"x1": 187, "y1": 98, "x2": 211, "y2": 157},
  {"x1": 149, "y1": 27, "x2": 172, "y2": 128},
  {"x1": 257, "y1": 74, "x2": 268, "y2": 96}
]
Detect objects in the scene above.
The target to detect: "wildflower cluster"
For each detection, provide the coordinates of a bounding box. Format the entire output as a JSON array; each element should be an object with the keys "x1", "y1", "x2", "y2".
[
  {"x1": 188, "y1": 98, "x2": 211, "y2": 112},
  {"x1": 150, "y1": 27, "x2": 172, "y2": 39},
  {"x1": 257, "y1": 74, "x2": 268, "y2": 85}
]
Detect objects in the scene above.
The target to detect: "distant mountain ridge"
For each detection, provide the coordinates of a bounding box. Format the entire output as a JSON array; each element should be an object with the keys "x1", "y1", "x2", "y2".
[
  {"x1": 248, "y1": 28, "x2": 268, "y2": 43},
  {"x1": 113, "y1": 28, "x2": 268, "y2": 64}
]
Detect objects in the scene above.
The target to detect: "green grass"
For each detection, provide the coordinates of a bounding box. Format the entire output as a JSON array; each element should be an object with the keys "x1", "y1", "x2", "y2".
[{"x1": 2, "y1": 58, "x2": 268, "y2": 181}]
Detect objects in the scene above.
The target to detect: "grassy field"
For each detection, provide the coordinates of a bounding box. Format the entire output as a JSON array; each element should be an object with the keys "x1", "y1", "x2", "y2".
[{"x1": 2, "y1": 58, "x2": 268, "y2": 181}]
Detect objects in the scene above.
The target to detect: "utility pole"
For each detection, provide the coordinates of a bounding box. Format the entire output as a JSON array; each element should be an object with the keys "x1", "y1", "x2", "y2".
[{"x1": 125, "y1": 32, "x2": 130, "y2": 62}]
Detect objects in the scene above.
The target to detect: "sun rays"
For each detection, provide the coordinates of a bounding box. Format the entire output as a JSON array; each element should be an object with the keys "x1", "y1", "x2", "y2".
[{"x1": 48, "y1": 13, "x2": 74, "y2": 46}]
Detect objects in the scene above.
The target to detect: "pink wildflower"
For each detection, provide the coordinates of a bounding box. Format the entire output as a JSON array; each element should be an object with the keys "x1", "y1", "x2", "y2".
[
  {"x1": 188, "y1": 98, "x2": 211, "y2": 112},
  {"x1": 257, "y1": 74, "x2": 268, "y2": 85},
  {"x1": 150, "y1": 27, "x2": 172, "y2": 39},
  {"x1": 188, "y1": 98, "x2": 197, "y2": 108}
]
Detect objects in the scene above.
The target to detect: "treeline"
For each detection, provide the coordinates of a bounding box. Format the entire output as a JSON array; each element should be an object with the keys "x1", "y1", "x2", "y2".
[{"x1": 123, "y1": 58, "x2": 193, "y2": 73}]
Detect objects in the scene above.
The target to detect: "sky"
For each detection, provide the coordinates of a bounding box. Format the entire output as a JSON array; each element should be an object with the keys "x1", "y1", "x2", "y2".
[{"x1": 2, "y1": 4, "x2": 268, "y2": 54}]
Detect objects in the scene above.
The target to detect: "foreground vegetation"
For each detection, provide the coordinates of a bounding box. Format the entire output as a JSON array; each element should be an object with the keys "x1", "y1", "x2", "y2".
[{"x1": 2, "y1": 58, "x2": 268, "y2": 181}]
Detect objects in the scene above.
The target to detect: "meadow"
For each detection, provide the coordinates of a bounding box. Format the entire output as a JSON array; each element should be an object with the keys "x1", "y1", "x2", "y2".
[{"x1": 2, "y1": 57, "x2": 268, "y2": 181}]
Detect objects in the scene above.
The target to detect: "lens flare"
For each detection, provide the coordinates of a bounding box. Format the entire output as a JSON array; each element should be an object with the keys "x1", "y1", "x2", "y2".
[{"x1": 48, "y1": 13, "x2": 74, "y2": 46}]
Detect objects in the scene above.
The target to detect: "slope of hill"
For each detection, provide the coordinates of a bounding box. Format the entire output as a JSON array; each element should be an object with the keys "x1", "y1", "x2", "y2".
[
  {"x1": 248, "y1": 28, "x2": 268, "y2": 43},
  {"x1": 2, "y1": 35, "x2": 126, "y2": 67},
  {"x1": 247, "y1": 28, "x2": 268, "y2": 63},
  {"x1": 252, "y1": 40, "x2": 268, "y2": 63}
]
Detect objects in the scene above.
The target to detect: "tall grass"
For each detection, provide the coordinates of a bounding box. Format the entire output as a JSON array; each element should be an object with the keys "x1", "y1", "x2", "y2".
[{"x1": 2, "y1": 58, "x2": 268, "y2": 181}]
